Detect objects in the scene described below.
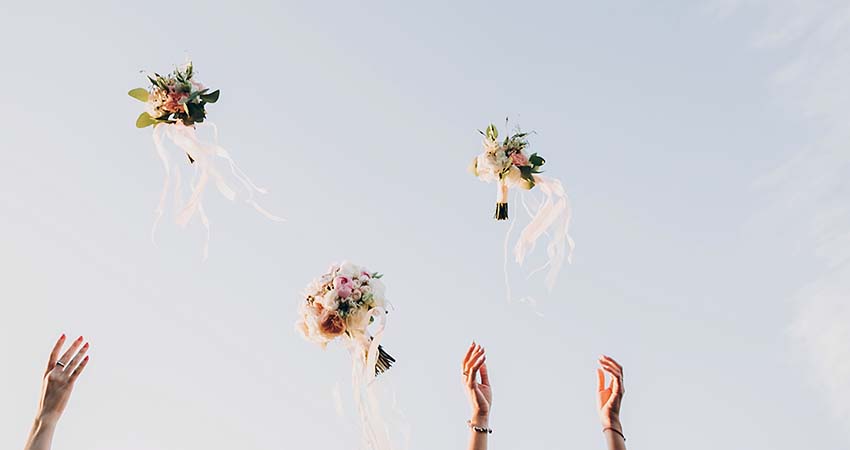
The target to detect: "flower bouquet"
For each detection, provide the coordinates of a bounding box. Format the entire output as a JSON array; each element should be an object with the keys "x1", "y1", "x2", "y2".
[
  {"x1": 471, "y1": 121, "x2": 575, "y2": 292},
  {"x1": 128, "y1": 62, "x2": 281, "y2": 257},
  {"x1": 296, "y1": 262, "x2": 395, "y2": 375},
  {"x1": 470, "y1": 123, "x2": 546, "y2": 220}
]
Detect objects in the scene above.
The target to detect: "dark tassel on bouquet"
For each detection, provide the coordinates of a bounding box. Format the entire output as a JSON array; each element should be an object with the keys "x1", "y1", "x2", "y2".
[
  {"x1": 494, "y1": 181, "x2": 509, "y2": 220},
  {"x1": 375, "y1": 345, "x2": 396, "y2": 375},
  {"x1": 494, "y1": 202, "x2": 509, "y2": 220}
]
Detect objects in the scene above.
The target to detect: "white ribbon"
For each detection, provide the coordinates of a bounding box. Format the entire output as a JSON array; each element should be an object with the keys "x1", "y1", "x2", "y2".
[
  {"x1": 150, "y1": 122, "x2": 283, "y2": 258},
  {"x1": 511, "y1": 175, "x2": 575, "y2": 291},
  {"x1": 345, "y1": 308, "x2": 393, "y2": 450}
]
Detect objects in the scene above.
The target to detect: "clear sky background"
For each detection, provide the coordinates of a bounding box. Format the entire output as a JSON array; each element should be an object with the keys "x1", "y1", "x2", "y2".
[{"x1": 1, "y1": 1, "x2": 848, "y2": 449}]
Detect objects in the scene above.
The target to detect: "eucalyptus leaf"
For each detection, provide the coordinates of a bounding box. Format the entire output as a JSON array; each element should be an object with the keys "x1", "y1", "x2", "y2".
[
  {"x1": 135, "y1": 112, "x2": 156, "y2": 128},
  {"x1": 128, "y1": 88, "x2": 149, "y2": 102}
]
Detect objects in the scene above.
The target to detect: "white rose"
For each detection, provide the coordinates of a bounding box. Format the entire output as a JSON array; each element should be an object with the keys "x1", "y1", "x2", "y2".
[
  {"x1": 338, "y1": 261, "x2": 360, "y2": 278},
  {"x1": 316, "y1": 292, "x2": 339, "y2": 311}
]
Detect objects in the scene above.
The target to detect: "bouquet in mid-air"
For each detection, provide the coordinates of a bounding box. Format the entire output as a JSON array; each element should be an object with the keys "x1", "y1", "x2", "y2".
[
  {"x1": 470, "y1": 123, "x2": 546, "y2": 220},
  {"x1": 297, "y1": 261, "x2": 396, "y2": 450},
  {"x1": 471, "y1": 120, "x2": 575, "y2": 293},
  {"x1": 296, "y1": 261, "x2": 395, "y2": 375},
  {"x1": 128, "y1": 61, "x2": 281, "y2": 257}
]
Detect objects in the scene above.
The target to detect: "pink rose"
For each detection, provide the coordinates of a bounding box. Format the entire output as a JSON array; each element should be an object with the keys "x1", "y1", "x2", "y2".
[
  {"x1": 510, "y1": 152, "x2": 530, "y2": 167},
  {"x1": 361, "y1": 271, "x2": 371, "y2": 279},
  {"x1": 334, "y1": 276, "x2": 352, "y2": 298}
]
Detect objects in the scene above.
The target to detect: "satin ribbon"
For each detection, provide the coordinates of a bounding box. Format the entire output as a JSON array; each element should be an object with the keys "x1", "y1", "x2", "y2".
[
  {"x1": 346, "y1": 308, "x2": 393, "y2": 450},
  {"x1": 150, "y1": 122, "x2": 283, "y2": 258},
  {"x1": 513, "y1": 175, "x2": 575, "y2": 290}
]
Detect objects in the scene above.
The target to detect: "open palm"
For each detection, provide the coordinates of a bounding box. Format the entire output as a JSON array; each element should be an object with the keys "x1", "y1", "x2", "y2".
[
  {"x1": 463, "y1": 343, "x2": 492, "y2": 418},
  {"x1": 596, "y1": 355, "x2": 624, "y2": 427}
]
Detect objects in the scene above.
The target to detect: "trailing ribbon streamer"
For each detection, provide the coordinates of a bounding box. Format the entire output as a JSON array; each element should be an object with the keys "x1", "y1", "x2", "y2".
[
  {"x1": 151, "y1": 122, "x2": 282, "y2": 258},
  {"x1": 514, "y1": 175, "x2": 575, "y2": 290}
]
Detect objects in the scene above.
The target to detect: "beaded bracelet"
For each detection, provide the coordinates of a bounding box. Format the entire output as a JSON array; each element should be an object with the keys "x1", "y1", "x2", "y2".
[
  {"x1": 603, "y1": 427, "x2": 626, "y2": 441},
  {"x1": 467, "y1": 420, "x2": 493, "y2": 434}
]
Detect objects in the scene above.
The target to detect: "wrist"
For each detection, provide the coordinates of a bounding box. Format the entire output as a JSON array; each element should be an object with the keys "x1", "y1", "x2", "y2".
[
  {"x1": 469, "y1": 414, "x2": 490, "y2": 428},
  {"x1": 601, "y1": 415, "x2": 621, "y2": 430},
  {"x1": 35, "y1": 412, "x2": 61, "y2": 427}
]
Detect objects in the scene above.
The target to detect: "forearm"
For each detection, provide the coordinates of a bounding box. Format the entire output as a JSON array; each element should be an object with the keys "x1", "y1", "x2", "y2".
[
  {"x1": 24, "y1": 416, "x2": 58, "y2": 450},
  {"x1": 467, "y1": 415, "x2": 490, "y2": 450},
  {"x1": 602, "y1": 418, "x2": 626, "y2": 450}
]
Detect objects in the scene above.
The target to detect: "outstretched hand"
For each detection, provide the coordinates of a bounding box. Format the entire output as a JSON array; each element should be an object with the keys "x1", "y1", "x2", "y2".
[
  {"x1": 37, "y1": 335, "x2": 90, "y2": 423},
  {"x1": 596, "y1": 355, "x2": 624, "y2": 429},
  {"x1": 462, "y1": 342, "x2": 492, "y2": 421}
]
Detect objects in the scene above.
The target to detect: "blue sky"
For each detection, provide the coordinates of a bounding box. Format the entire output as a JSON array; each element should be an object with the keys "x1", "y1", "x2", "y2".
[{"x1": 1, "y1": 1, "x2": 848, "y2": 449}]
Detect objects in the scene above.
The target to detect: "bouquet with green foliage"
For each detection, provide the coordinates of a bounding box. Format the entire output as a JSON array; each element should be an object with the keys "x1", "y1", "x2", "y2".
[
  {"x1": 470, "y1": 122, "x2": 546, "y2": 220},
  {"x1": 128, "y1": 62, "x2": 220, "y2": 129}
]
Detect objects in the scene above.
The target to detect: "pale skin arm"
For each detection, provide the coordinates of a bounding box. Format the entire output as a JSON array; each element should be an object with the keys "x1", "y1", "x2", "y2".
[
  {"x1": 24, "y1": 335, "x2": 91, "y2": 450},
  {"x1": 596, "y1": 355, "x2": 626, "y2": 450},
  {"x1": 462, "y1": 342, "x2": 492, "y2": 450}
]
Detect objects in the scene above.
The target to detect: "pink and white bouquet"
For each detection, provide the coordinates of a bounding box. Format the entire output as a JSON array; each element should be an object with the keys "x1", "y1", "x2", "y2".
[
  {"x1": 296, "y1": 261, "x2": 395, "y2": 375},
  {"x1": 129, "y1": 61, "x2": 220, "y2": 132},
  {"x1": 470, "y1": 123, "x2": 546, "y2": 220},
  {"x1": 471, "y1": 120, "x2": 575, "y2": 293},
  {"x1": 128, "y1": 61, "x2": 281, "y2": 258}
]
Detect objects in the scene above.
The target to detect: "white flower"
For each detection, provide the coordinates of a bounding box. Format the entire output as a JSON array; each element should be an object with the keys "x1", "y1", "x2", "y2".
[
  {"x1": 316, "y1": 291, "x2": 340, "y2": 311},
  {"x1": 370, "y1": 280, "x2": 387, "y2": 308},
  {"x1": 475, "y1": 142, "x2": 511, "y2": 183},
  {"x1": 338, "y1": 261, "x2": 361, "y2": 278},
  {"x1": 345, "y1": 307, "x2": 371, "y2": 332}
]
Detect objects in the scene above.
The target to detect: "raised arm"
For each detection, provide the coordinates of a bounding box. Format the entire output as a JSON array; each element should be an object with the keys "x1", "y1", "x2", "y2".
[
  {"x1": 596, "y1": 355, "x2": 626, "y2": 450},
  {"x1": 24, "y1": 335, "x2": 91, "y2": 450},
  {"x1": 462, "y1": 342, "x2": 492, "y2": 450}
]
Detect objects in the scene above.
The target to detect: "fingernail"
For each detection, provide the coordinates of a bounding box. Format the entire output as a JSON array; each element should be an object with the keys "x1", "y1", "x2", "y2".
[
  {"x1": 60, "y1": 334, "x2": 66, "y2": 339},
  {"x1": 83, "y1": 356, "x2": 89, "y2": 362},
  {"x1": 83, "y1": 343, "x2": 89, "y2": 349}
]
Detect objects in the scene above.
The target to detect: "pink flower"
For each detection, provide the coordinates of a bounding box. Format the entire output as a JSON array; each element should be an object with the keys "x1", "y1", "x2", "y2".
[
  {"x1": 334, "y1": 276, "x2": 352, "y2": 298},
  {"x1": 510, "y1": 151, "x2": 530, "y2": 167},
  {"x1": 350, "y1": 289, "x2": 362, "y2": 301},
  {"x1": 361, "y1": 271, "x2": 371, "y2": 279},
  {"x1": 164, "y1": 92, "x2": 188, "y2": 113}
]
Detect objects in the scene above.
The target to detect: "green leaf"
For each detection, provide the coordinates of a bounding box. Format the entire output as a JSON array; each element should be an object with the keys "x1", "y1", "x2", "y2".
[
  {"x1": 200, "y1": 89, "x2": 220, "y2": 103},
  {"x1": 181, "y1": 88, "x2": 209, "y2": 105},
  {"x1": 518, "y1": 166, "x2": 536, "y2": 189},
  {"x1": 186, "y1": 102, "x2": 206, "y2": 122},
  {"x1": 486, "y1": 123, "x2": 498, "y2": 141},
  {"x1": 135, "y1": 112, "x2": 157, "y2": 128},
  {"x1": 128, "y1": 88, "x2": 149, "y2": 102},
  {"x1": 468, "y1": 157, "x2": 479, "y2": 176},
  {"x1": 528, "y1": 152, "x2": 545, "y2": 167}
]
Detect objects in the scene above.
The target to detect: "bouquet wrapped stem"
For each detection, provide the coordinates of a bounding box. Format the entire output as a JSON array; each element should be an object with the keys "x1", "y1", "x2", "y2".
[
  {"x1": 375, "y1": 344, "x2": 395, "y2": 375},
  {"x1": 495, "y1": 182, "x2": 509, "y2": 220}
]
